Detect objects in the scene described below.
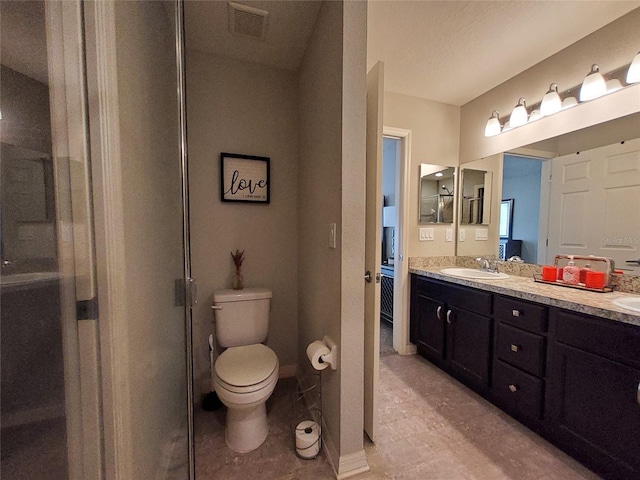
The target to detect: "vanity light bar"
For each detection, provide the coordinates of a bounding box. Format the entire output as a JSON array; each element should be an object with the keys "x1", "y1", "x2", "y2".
[{"x1": 484, "y1": 61, "x2": 636, "y2": 137}]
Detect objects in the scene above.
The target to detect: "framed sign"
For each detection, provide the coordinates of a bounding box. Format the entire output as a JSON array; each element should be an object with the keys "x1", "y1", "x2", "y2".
[{"x1": 220, "y1": 152, "x2": 270, "y2": 203}]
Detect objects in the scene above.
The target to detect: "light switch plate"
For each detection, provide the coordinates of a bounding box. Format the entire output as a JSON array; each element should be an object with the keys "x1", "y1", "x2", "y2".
[
  {"x1": 475, "y1": 228, "x2": 488, "y2": 241},
  {"x1": 445, "y1": 228, "x2": 453, "y2": 242},
  {"x1": 419, "y1": 227, "x2": 434, "y2": 241},
  {"x1": 459, "y1": 228, "x2": 466, "y2": 242}
]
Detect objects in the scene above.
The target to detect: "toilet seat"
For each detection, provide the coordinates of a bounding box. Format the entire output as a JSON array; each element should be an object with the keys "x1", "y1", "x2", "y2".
[{"x1": 215, "y1": 344, "x2": 278, "y2": 394}]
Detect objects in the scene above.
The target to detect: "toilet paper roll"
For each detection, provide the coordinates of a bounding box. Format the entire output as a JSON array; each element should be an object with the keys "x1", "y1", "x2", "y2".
[
  {"x1": 306, "y1": 340, "x2": 330, "y2": 371},
  {"x1": 295, "y1": 420, "x2": 321, "y2": 459}
]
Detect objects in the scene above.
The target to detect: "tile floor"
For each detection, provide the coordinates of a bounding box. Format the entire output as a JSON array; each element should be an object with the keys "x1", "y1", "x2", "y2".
[{"x1": 194, "y1": 354, "x2": 601, "y2": 480}]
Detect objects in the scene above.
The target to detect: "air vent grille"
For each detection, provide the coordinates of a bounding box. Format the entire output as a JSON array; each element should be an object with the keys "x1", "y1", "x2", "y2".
[{"x1": 228, "y1": 2, "x2": 269, "y2": 40}]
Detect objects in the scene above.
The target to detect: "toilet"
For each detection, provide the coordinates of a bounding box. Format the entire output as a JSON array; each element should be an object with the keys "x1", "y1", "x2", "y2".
[{"x1": 212, "y1": 287, "x2": 279, "y2": 453}]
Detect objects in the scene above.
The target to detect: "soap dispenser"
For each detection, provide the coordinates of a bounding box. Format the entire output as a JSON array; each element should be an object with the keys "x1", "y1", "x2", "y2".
[{"x1": 562, "y1": 256, "x2": 580, "y2": 285}]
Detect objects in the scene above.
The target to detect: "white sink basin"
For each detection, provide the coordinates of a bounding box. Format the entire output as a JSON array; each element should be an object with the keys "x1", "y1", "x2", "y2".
[
  {"x1": 440, "y1": 268, "x2": 509, "y2": 280},
  {"x1": 612, "y1": 297, "x2": 640, "y2": 313}
]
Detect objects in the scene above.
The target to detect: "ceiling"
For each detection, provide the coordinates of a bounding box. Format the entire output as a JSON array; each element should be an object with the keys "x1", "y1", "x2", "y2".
[
  {"x1": 368, "y1": 1, "x2": 639, "y2": 106},
  {"x1": 184, "y1": 0, "x2": 322, "y2": 71},
  {"x1": 2, "y1": 1, "x2": 638, "y2": 107},
  {"x1": 184, "y1": 1, "x2": 638, "y2": 106}
]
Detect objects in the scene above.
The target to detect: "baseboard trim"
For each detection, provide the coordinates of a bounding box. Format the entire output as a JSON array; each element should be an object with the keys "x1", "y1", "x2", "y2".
[
  {"x1": 336, "y1": 450, "x2": 370, "y2": 479},
  {"x1": 398, "y1": 343, "x2": 417, "y2": 355}
]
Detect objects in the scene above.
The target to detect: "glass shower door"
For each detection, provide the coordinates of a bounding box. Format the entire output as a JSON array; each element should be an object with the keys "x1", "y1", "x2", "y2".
[{"x1": 0, "y1": 1, "x2": 97, "y2": 478}]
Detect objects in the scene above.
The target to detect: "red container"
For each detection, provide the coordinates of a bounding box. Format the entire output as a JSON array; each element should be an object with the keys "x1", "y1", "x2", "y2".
[
  {"x1": 542, "y1": 266, "x2": 557, "y2": 282},
  {"x1": 556, "y1": 267, "x2": 564, "y2": 281},
  {"x1": 585, "y1": 270, "x2": 605, "y2": 289}
]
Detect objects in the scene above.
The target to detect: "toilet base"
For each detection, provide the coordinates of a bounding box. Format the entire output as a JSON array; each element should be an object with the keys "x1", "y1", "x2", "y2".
[{"x1": 225, "y1": 403, "x2": 269, "y2": 453}]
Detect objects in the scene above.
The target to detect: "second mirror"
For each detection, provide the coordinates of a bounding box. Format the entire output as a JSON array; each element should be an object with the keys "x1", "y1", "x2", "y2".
[{"x1": 419, "y1": 165, "x2": 455, "y2": 224}]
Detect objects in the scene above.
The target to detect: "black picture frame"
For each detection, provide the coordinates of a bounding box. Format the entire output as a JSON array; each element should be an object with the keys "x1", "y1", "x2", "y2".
[{"x1": 220, "y1": 152, "x2": 270, "y2": 204}]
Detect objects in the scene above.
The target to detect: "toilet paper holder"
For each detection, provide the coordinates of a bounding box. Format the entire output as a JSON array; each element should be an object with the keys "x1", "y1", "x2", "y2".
[{"x1": 318, "y1": 335, "x2": 337, "y2": 370}]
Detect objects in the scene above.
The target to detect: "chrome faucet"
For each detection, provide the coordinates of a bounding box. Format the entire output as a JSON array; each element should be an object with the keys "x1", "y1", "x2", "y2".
[{"x1": 476, "y1": 257, "x2": 499, "y2": 273}]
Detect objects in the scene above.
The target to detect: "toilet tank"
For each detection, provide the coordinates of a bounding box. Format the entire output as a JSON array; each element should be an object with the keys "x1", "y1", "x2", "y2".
[{"x1": 212, "y1": 287, "x2": 272, "y2": 347}]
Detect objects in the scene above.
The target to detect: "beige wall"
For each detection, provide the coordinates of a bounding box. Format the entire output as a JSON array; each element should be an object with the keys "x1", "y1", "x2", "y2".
[
  {"x1": 383, "y1": 92, "x2": 460, "y2": 257},
  {"x1": 113, "y1": 2, "x2": 187, "y2": 477},
  {"x1": 298, "y1": 0, "x2": 368, "y2": 473},
  {"x1": 0, "y1": 65, "x2": 52, "y2": 155},
  {"x1": 460, "y1": 8, "x2": 640, "y2": 163},
  {"x1": 186, "y1": 51, "x2": 300, "y2": 399},
  {"x1": 339, "y1": 0, "x2": 367, "y2": 467},
  {"x1": 298, "y1": 0, "x2": 345, "y2": 466}
]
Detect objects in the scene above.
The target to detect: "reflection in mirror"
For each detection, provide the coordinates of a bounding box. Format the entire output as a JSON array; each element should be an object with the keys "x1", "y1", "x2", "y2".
[
  {"x1": 490, "y1": 124, "x2": 640, "y2": 276},
  {"x1": 499, "y1": 199, "x2": 513, "y2": 238},
  {"x1": 460, "y1": 168, "x2": 492, "y2": 225},
  {"x1": 419, "y1": 165, "x2": 455, "y2": 224}
]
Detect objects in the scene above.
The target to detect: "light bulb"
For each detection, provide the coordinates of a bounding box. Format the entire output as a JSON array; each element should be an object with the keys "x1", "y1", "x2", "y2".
[
  {"x1": 540, "y1": 83, "x2": 562, "y2": 116},
  {"x1": 626, "y1": 51, "x2": 640, "y2": 84},
  {"x1": 484, "y1": 110, "x2": 501, "y2": 137},
  {"x1": 580, "y1": 64, "x2": 606, "y2": 101},
  {"x1": 509, "y1": 98, "x2": 528, "y2": 128}
]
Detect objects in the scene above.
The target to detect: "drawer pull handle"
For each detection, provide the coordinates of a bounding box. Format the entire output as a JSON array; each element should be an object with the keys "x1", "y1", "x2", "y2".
[
  {"x1": 637, "y1": 382, "x2": 639, "y2": 406},
  {"x1": 508, "y1": 384, "x2": 519, "y2": 393},
  {"x1": 436, "y1": 306, "x2": 443, "y2": 320},
  {"x1": 510, "y1": 344, "x2": 520, "y2": 353},
  {"x1": 512, "y1": 309, "x2": 521, "y2": 317},
  {"x1": 446, "y1": 310, "x2": 453, "y2": 324}
]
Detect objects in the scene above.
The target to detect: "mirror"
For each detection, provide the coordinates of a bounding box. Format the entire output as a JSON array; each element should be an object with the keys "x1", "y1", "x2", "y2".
[
  {"x1": 459, "y1": 168, "x2": 492, "y2": 225},
  {"x1": 457, "y1": 113, "x2": 640, "y2": 276},
  {"x1": 419, "y1": 165, "x2": 455, "y2": 224},
  {"x1": 0, "y1": 142, "x2": 57, "y2": 267}
]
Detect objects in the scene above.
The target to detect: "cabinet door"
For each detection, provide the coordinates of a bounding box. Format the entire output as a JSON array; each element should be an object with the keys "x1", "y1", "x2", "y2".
[
  {"x1": 447, "y1": 306, "x2": 492, "y2": 388},
  {"x1": 414, "y1": 294, "x2": 446, "y2": 363},
  {"x1": 547, "y1": 343, "x2": 640, "y2": 478}
]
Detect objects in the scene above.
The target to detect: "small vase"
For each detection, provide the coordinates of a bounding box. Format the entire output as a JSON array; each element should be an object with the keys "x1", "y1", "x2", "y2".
[{"x1": 232, "y1": 269, "x2": 243, "y2": 290}]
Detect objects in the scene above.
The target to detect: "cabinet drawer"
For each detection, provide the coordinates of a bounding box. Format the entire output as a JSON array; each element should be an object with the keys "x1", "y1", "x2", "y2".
[
  {"x1": 414, "y1": 276, "x2": 492, "y2": 316},
  {"x1": 493, "y1": 360, "x2": 543, "y2": 420},
  {"x1": 552, "y1": 308, "x2": 640, "y2": 370},
  {"x1": 496, "y1": 323, "x2": 545, "y2": 377},
  {"x1": 494, "y1": 295, "x2": 547, "y2": 333}
]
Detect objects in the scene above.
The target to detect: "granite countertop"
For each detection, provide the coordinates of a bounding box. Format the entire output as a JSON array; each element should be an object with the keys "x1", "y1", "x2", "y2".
[{"x1": 410, "y1": 266, "x2": 640, "y2": 328}]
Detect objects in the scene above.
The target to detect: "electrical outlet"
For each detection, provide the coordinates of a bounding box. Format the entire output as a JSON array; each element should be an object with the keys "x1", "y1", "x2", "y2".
[
  {"x1": 459, "y1": 228, "x2": 466, "y2": 242},
  {"x1": 475, "y1": 228, "x2": 489, "y2": 241}
]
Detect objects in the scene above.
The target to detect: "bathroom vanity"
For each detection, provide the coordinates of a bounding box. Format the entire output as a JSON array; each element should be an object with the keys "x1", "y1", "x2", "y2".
[{"x1": 410, "y1": 270, "x2": 640, "y2": 480}]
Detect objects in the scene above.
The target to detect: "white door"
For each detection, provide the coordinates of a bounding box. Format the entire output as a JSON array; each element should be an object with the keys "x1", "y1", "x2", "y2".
[
  {"x1": 364, "y1": 61, "x2": 384, "y2": 441},
  {"x1": 547, "y1": 138, "x2": 640, "y2": 274}
]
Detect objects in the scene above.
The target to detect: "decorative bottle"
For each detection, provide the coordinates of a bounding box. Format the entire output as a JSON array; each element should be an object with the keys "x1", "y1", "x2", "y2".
[{"x1": 562, "y1": 256, "x2": 580, "y2": 285}]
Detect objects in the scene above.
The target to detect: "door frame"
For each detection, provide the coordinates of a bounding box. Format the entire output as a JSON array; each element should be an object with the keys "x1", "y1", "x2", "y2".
[
  {"x1": 383, "y1": 127, "x2": 415, "y2": 356},
  {"x1": 83, "y1": 1, "x2": 194, "y2": 478}
]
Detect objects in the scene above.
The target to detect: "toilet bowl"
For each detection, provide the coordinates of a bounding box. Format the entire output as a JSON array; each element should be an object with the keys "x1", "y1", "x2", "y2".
[{"x1": 213, "y1": 343, "x2": 279, "y2": 453}]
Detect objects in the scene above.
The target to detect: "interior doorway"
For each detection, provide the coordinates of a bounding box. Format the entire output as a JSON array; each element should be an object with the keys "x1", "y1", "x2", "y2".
[
  {"x1": 379, "y1": 137, "x2": 399, "y2": 357},
  {"x1": 381, "y1": 128, "x2": 412, "y2": 358}
]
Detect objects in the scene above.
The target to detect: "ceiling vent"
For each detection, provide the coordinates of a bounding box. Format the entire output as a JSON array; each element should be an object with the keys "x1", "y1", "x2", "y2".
[{"x1": 228, "y1": 2, "x2": 269, "y2": 40}]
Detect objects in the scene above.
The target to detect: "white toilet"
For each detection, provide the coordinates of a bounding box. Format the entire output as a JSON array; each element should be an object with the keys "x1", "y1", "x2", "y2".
[{"x1": 212, "y1": 287, "x2": 279, "y2": 453}]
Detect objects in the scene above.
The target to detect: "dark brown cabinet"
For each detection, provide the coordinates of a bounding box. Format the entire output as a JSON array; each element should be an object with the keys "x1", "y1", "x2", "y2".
[
  {"x1": 410, "y1": 273, "x2": 640, "y2": 480},
  {"x1": 546, "y1": 309, "x2": 640, "y2": 479},
  {"x1": 410, "y1": 275, "x2": 492, "y2": 390},
  {"x1": 493, "y1": 296, "x2": 547, "y2": 422}
]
